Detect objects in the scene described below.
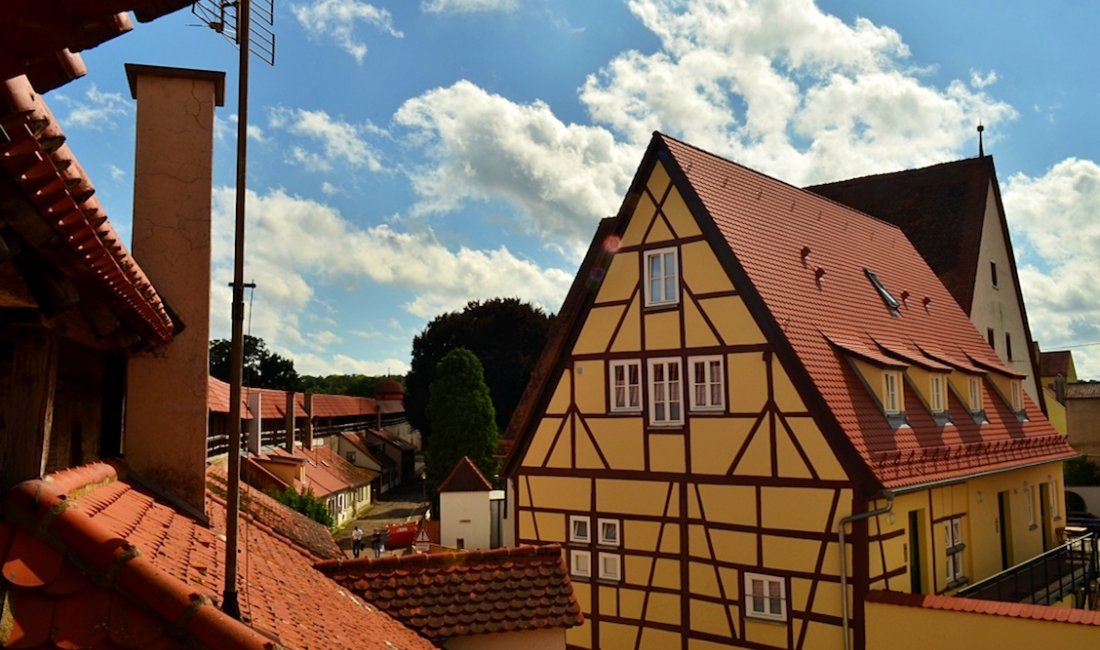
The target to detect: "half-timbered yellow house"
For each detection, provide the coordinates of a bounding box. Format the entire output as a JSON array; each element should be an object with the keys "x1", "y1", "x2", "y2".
[{"x1": 503, "y1": 133, "x2": 1079, "y2": 650}]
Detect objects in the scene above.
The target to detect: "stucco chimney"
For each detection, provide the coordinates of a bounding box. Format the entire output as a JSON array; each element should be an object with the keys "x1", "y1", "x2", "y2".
[{"x1": 123, "y1": 65, "x2": 225, "y2": 513}]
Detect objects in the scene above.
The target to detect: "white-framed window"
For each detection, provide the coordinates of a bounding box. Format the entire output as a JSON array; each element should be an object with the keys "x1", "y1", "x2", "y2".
[
  {"x1": 648, "y1": 358, "x2": 683, "y2": 425},
  {"x1": 968, "y1": 377, "x2": 983, "y2": 412},
  {"x1": 570, "y1": 550, "x2": 591, "y2": 579},
  {"x1": 689, "y1": 355, "x2": 725, "y2": 411},
  {"x1": 569, "y1": 515, "x2": 591, "y2": 543},
  {"x1": 945, "y1": 518, "x2": 965, "y2": 584},
  {"x1": 1050, "y1": 479, "x2": 1061, "y2": 519},
  {"x1": 598, "y1": 552, "x2": 621, "y2": 581},
  {"x1": 610, "y1": 360, "x2": 642, "y2": 412},
  {"x1": 598, "y1": 518, "x2": 620, "y2": 546},
  {"x1": 883, "y1": 371, "x2": 902, "y2": 415},
  {"x1": 929, "y1": 374, "x2": 947, "y2": 413},
  {"x1": 1026, "y1": 484, "x2": 1036, "y2": 527},
  {"x1": 744, "y1": 573, "x2": 786, "y2": 622},
  {"x1": 1011, "y1": 380, "x2": 1023, "y2": 412},
  {"x1": 644, "y1": 247, "x2": 679, "y2": 307}
]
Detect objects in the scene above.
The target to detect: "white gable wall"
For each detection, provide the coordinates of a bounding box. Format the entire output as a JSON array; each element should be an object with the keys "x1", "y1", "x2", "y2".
[{"x1": 441, "y1": 490, "x2": 491, "y2": 550}]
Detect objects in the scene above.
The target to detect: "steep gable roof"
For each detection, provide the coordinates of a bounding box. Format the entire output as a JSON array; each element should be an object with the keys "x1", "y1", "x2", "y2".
[
  {"x1": 265, "y1": 445, "x2": 377, "y2": 498},
  {"x1": 0, "y1": 461, "x2": 435, "y2": 649},
  {"x1": 806, "y1": 157, "x2": 992, "y2": 311},
  {"x1": 438, "y1": 456, "x2": 492, "y2": 493},
  {"x1": 316, "y1": 545, "x2": 582, "y2": 642}
]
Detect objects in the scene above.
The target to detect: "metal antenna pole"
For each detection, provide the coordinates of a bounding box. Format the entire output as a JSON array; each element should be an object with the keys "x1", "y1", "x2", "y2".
[{"x1": 222, "y1": 0, "x2": 252, "y2": 620}]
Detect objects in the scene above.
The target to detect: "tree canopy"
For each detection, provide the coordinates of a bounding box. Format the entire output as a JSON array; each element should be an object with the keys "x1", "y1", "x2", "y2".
[
  {"x1": 425, "y1": 348, "x2": 500, "y2": 497},
  {"x1": 299, "y1": 374, "x2": 400, "y2": 398},
  {"x1": 406, "y1": 298, "x2": 552, "y2": 444},
  {"x1": 209, "y1": 335, "x2": 301, "y2": 391}
]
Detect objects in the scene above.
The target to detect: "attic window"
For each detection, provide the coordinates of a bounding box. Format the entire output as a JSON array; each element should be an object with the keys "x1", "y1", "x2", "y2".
[{"x1": 864, "y1": 269, "x2": 901, "y2": 316}]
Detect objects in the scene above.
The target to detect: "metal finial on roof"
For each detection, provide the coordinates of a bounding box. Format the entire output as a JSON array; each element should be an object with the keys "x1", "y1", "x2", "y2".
[{"x1": 977, "y1": 123, "x2": 985, "y2": 157}]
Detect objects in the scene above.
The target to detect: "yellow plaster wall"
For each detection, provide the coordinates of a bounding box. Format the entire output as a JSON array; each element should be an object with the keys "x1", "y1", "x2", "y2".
[
  {"x1": 743, "y1": 619, "x2": 787, "y2": 648},
  {"x1": 589, "y1": 418, "x2": 645, "y2": 470},
  {"x1": 646, "y1": 160, "x2": 671, "y2": 199},
  {"x1": 771, "y1": 356, "x2": 807, "y2": 412},
  {"x1": 526, "y1": 476, "x2": 590, "y2": 511},
  {"x1": 573, "y1": 362, "x2": 605, "y2": 414},
  {"x1": 598, "y1": 480, "x2": 678, "y2": 517},
  {"x1": 681, "y1": 241, "x2": 732, "y2": 295},
  {"x1": 785, "y1": 416, "x2": 848, "y2": 481},
  {"x1": 683, "y1": 295, "x2": 721, "y2": 349},
  {"x1": 648, "y1": 433, "x2": 686, "y2": 473},
  {"x1": 727, "y1": 352, "x2": 768, "y2": 412},
  {"x1": 574, "y1": 305, "x2": 623, "y2": 355},
  {"x1": 700, "y1": 297, "x2": 766, "y2": 346},
  {"x1": 546, "y1": 371, "x2": 571, "y2": 415},
  {"x1": 644, "y1": 310, "x2": 682, "y2": 350},
  {"x1": 690, "y1": 417, "x2": 758, "y2": 476},
  {"x1": 693, "y1": 484, "x2": 756, "y2": 525},
  {"x1": 596, "y1": 251, "x2": 638, "y2": 304},
  {"x1": 689, "y1": 599, "x2": 732, "y2": 638},
  {"x1": 621, "y1": 192, "x2": 656, "y2": 248},
  {"x1": 850, "y1": 357, "x2": 894, "y2": 411},
  {"x1": 662, "y1": 185, "x2": 702, "y2": 239},
  {"x1": 645, "y1": 214, "x2": 676, "y2": 244},
  {"x1": 761, "y1": 487, "x2": 838, "y2": 532},
  {"x1": 610, "y1": 297, "x2": 642, "y2": 352}
]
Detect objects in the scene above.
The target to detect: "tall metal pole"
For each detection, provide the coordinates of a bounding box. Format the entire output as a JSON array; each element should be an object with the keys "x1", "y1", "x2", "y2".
[{"x1": 222, "y1": 0, "x2": 251, "y2": 620}]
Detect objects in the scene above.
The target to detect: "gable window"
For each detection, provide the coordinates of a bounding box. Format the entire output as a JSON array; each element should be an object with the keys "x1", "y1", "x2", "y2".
[
  {"x1": 945, "y1": 517, "x2": 967, "y2": 588},
  {"x1": 968, "y1": 377, "x2": 984, "y2": 413},
  {"x1": 689, "y1": 355, "x2": 725, "y2": 411},
  {"x1": 744, "y1": 573, "x2": 787, "y2": 622},
  {"x1": 1005, "y1": 333, "x2": 1013, "y2": 361},
  {"x1": 990, "y1": 260, "x2": 998, "y2": 287},
  {"x1": 645, "y1": 248, "x2": 679, "y2": 306},
  {"x1": 929, "y1": 374, "x2": 947, "y2": 414},
  {"x1": 570, "y1": 550, "x2": 591, "y2": 579},
  {"x1": 648, "y1": 358, "x2": 683, "y2": 425},
  {"x1": 610, "y1": 360, "x2": 642, "y2": 412},
  {"x1": 598, "y1": 553, "x2": 621, "y2": 581},
  {"x1": 569, "y1": 515, "x2": 591, "y2": 543},
  {"x1": 598, "y1": 519, "x2": 620, "y2": 546},
  {"x1": 883, "y1": 371, "x2": 902, "y2": 415}
]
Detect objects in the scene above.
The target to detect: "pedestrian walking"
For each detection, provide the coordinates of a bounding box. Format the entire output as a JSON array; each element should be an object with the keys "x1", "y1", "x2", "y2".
[
  {"x1": 351, "y1": 526, "x2": 364, "y2": 558},
  {"x1": 371, "y1": 528, "x2": 383, "y2": 558}
]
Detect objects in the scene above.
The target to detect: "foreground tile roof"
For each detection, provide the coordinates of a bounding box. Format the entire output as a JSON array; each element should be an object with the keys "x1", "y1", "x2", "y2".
[
  {"x1": 657, "y1": 134, "x2": 1075, "y2": 489},
  {"x1": 0, "y1": 461, "x2": 436, "y2": 649},
  {"x1": 316, "y1": 545, "x2": 583, "y2": 643},
  {"x1": 866, "y1": 589, "x2": 1100, "y2": 626}
]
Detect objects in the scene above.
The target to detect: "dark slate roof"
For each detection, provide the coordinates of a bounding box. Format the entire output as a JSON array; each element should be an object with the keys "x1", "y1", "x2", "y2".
[
  {"x1": 316, "y1": 545, "x2": 583, "y2": 642},
  {"x1": 438, "y1": 456, "x2": 493, "y2": 493},
  {"x1": 806, "y1": 157, "x2": 994, "y2": 312}
]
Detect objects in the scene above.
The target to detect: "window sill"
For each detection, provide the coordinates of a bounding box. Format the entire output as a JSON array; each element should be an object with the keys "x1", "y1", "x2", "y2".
[
  {"x1": 946, "y1": 576, "x2": 969, "y2": 590},
  {"x1": 1029, "y1": 524, "x2": 1039, "y2": 531},
  {"x1": 745, "y1": 614, "x2": 788, "y2": 625},
  {"x1": 643, "y1": 301, "x2": 679, "y2": 312}
]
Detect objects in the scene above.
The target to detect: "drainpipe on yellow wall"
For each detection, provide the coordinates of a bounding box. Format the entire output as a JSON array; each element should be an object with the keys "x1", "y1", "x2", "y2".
[{"x1": 839, "y1": 491, "x2": 894, "y2": 650}]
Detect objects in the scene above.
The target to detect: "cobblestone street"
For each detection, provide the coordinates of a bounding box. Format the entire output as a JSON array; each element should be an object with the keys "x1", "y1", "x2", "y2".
[{"x1": 334, "y1": 477, "x2": 430, "y2": 558}]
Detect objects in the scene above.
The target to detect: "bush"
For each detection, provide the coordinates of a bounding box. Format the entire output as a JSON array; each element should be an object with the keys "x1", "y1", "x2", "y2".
[
  {"x1": 265, "y1": 487, "x2": 334, "y2": 527},
  {"x1": 1064, "y1": 456, "x2": 1100, "y2": 487}
]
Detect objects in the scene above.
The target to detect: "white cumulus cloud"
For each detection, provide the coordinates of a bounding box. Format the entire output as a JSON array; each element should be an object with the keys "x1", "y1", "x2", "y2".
[
  {"x1": 291, "y1": 0, "x2": 402, "y2": 63},
  {"x1": 269, "y1": 107, "x2": 384, "y2": 172},
  {"x1": 421, "y1": 0, "x2": 519, "y2": 14},
  {"x1": 57, "y1": 84, "x2": 130, "y2": 130}
]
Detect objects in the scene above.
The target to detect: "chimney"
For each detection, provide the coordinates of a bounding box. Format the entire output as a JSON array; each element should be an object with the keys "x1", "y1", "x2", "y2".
[
  {"x1": 303, "y1": 392, "x2": 314, "y2": 450},
  {"x1": 123, "y1": 65, "x2": 225, "y2": 513},
  {"x1": 285, "y1": 391, "x2": 296, "y2": 452},
  {"x1": 247, "y1": 392, "x2": 261, "y2": 455}
]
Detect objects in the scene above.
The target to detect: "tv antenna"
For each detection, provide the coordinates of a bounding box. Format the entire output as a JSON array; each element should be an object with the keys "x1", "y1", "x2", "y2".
[
  {"x1": 192, "y1": 0, "x2": 276, "y2": 65},
  {"x1": 193, "y1": 0, "x2": 275, "y2": 621}
]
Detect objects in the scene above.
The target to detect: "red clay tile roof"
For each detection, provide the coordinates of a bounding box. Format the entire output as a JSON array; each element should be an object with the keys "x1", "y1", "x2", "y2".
[
  {"x1": 208, "y1": 377, "x2": 380, "y2": 421},
  {"x1": 316, "y1": 544, "x2": 583, "y2": 642},
  {"x1": 865, "y1": 589, "x2": 1100, "y2": 626},
  {"x1": 1067, "y1": 382, "x2": 1100, "y2": 400},
  {"x1": 206, "y1": 465, "x2": 343, "y2": 560},
  {"x1": 1039, "y1": 350, "x2": 1074, "y2": 378},
  {"x1": 657, "y1": 134, "x2": 1075, "y2": 489},
  {"x1": 0, "y1": 76, "x2": 173, "y2": 345},
  {"x1": 0, "y1": 461, "x2": 436, "y2": 650},
  {"x1": 806, "y1": 157, "x2": 993, "y2": 312},
  {"x1": 264, "y1": 445, "x2": 377, "y2": 498},
  {"x1": 438, "y1": 456, "x2": 492, "y2": 493}
]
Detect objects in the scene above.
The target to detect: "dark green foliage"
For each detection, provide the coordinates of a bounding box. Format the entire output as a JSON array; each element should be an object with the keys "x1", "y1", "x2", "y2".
[
  {"x1": 298, "y1": 374, "x2": 400, "y2": 397},
  {"x1": 1064, "y1": 456, "x2": 1100, "y2": 487},
  {"x1": 425, "y1": 348, "x2": 500, "y2": 497},
  {"x1": 210, "y1": 335, "x2": 301, "y2": 391},
  {"x1": 265, "y1": 486, "x2": 334, "y2": 527},
  {"x1": 406, "y1": 298, "x2": 552, "y2": 445}
]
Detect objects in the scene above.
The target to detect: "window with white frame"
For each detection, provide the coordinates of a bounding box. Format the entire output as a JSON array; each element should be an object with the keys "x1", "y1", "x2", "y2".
[
  {"x1": 945, "y1": 517, "x2": 965, "y2": 586},
  {"x1": 929, "y1": 374, "x2": 947, "y2": 413},
  {"x1": 1026, "y1": 484, "x2": 1036, "y2": 528},
  {"x1": 610, "y1": 360, "x2": 642, "y2": 412},
  {"x1": 644, "y1": 248, "x2": 679, "y2": 307},
  {"x1": 744, "y1": 573, "x2": 786, "y2": 622},
  {"x1": 648, "y1": 358, "x2": 683, "y2": 425},
  {"x1": 1050, "y1": 479, "x2": 1061, "y2": 519},
  {"x1": 598, "y1": 553, "x2": 621, "y2": 581},
  {"x1": 689, "y1": 355, "x2": 725, "y2": 411},
  {"x1": 598, "y1": 519, "x2": 620, "y2": 546},
  {"x1": 883, "y1": 371, "x2": 902, "y2": 415},
  {"x1": 570, "y1": 550, "x2": 591, "y2": 579},
  {"x1": 569, "y1": 515, "x2": 591, "y2": 543},
  {"x1": 1011, "y1": 379, "x2": 1023, "y2": 412},
  {"x1": 968, "y1": 377, "x2": 983, "y2": 412}
]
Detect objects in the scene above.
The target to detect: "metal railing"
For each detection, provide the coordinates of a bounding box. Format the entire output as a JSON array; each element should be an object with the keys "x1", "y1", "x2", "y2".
[{"x1": 957, "y1": 532, "x2": 1096, "y2": 607}]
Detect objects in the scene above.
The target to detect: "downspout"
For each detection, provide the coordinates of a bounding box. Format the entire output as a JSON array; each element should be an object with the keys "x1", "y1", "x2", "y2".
[{"x1": 839, "y1": 490, "x2": 893, "y2": 650}]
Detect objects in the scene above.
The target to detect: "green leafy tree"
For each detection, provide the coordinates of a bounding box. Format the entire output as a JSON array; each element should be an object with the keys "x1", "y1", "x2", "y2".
[
  {"x1": 1065, "y1": 456, "x2": 1100, "y2": 487},
  {"x1": 299, "y1": 374, "x2": 397, "y2": 397},
  {"x1": 425, "y1": 348, "x2": 500, "y2": 497},
  {"x1": 265, "y1": 487, "x2": 334, "y2": 528},
  {"x1": 210, "y1": 335, "x2": 301, "y2": 391},
  {"x1": 407, "y1": 298, "x2": 552, "y2": 445}
]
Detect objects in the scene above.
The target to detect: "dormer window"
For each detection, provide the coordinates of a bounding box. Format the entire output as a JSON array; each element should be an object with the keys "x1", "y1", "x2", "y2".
[
  {"x1": 1011, "y1": 379, "x2": 1023, "y2": 412},
  {"x1": 929, "y1": 374, "x2": 947, "y2": 414},
  {"x1": 865, "y1": 269, "x2": 901, "y2": 316},
  {"x1": 968, "y1": 377, "x2": 983, "y2": 413},
  {"x1": 883, "y1": 371, "x2": 902, "y2": 415}
]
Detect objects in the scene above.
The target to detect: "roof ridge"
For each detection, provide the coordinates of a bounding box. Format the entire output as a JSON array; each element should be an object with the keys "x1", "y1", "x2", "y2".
[{"x1": 6, "y1": 468, "x2": 277, "y2": 649}]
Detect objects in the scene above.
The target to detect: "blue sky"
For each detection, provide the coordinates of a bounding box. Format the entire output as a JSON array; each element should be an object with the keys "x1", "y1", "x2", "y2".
[{"x1": 56, "y1": 0, "x2": 1100, "y2": 378}]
